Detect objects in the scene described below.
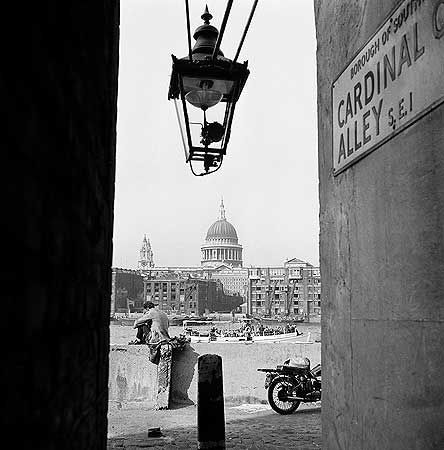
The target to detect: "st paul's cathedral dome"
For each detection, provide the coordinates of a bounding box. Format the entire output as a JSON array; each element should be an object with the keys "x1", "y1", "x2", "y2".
[{"x1": 201, "y1": 199, "x2": 243, "y2": 267}]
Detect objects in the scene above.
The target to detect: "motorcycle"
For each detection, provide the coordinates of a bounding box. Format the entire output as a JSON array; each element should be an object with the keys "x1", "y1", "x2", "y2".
[{"x1": 257, "y1": 357, "x2": 321, "y2": 415}]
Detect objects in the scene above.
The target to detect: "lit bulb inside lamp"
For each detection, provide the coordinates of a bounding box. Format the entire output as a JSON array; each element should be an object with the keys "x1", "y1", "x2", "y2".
[{"x1": 185, "y1": 80, "x2": 223, "y2": 111}]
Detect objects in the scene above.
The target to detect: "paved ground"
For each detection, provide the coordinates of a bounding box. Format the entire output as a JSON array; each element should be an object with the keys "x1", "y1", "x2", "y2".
[{"x1": 108, "y1": 402, "x2": 321, "y2": 449}]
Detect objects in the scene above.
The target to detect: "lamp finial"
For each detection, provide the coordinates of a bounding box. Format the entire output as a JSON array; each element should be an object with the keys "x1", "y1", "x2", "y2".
[{"x1": 202, "y1": 5, "x2": 212, "y2": 24}]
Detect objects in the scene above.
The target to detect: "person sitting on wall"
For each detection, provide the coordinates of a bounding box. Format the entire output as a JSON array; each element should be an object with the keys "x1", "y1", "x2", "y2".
[
  {"x1": 128, "y1": 301, "x2": 152, "y2": 344},
  {"x1": 133, "y1": 301, "x2": 171, "y2": 344}
]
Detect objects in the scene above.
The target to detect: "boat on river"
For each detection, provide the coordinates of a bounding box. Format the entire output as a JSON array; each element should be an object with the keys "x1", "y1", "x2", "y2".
[{"x1": 186, "y1": 330, "x2": 313, "y2": 344}]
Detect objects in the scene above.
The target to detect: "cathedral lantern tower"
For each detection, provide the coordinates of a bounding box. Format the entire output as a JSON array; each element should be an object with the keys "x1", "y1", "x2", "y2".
[
  {"x1": 138, "y1": 235, "x2": 154, "y2": 270},
  {"x1": 201, "y1": 199, "x2": 243, "y2": 267}
]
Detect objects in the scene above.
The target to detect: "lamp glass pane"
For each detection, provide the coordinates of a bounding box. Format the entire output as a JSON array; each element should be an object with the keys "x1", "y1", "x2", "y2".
[
  {"x1": 186, "y1": 100, "x2": 229, "y2": 154},
  {"x1": 173, "y1": 98, "x2": 190, "y2": 161},
  {"x1": 182, "y1": 76, "x2": 235, "y2": 99},
  {"x1": 185, "y1": 89, "x2": 223, "y2": 110}
]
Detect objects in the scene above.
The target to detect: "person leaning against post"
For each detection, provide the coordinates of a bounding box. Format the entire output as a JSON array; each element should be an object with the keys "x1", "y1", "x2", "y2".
[{"x1": 130, "y1": 301, "x2": 171, "y2": 345}]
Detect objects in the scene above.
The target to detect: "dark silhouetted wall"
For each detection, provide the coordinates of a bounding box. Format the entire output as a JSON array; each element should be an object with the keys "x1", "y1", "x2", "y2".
[{"x1": 5, "y1": 2, "x2": 120, "y2": 449}]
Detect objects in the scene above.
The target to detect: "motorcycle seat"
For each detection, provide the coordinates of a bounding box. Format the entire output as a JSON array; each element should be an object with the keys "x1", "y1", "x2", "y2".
[{"x1": 278, "y1": 357, "x2": 310, "y2": 371}]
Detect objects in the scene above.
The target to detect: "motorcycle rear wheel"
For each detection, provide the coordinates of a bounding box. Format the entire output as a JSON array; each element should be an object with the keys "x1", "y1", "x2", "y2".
[{"x1": 267, "y1": 376, "x2": 300, "y2": 415}]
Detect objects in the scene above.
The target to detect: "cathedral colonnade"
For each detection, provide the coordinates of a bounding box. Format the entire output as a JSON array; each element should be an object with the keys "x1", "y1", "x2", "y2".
[{"x1": 202, "y1": 247, "x2": 242, "y2": 262}]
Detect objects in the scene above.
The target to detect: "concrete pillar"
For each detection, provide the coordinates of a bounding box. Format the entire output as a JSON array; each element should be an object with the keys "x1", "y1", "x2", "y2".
[{"x1": 315, "y1": 1, "x2": 444, "y2": 448}]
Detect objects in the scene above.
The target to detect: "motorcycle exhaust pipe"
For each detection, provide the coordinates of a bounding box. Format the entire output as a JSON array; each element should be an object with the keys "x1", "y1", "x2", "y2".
[{"x1": 286, "y1": 396, "x2": 306, "y2": 401}]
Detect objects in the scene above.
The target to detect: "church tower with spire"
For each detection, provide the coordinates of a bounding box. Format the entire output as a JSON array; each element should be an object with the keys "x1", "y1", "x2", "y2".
[
  {"x1": 201, "y1": 198, "x2": 243, "y2": 267},
  {"x1": 138, "y1": 235, "x2": 154, "y2": 270}
]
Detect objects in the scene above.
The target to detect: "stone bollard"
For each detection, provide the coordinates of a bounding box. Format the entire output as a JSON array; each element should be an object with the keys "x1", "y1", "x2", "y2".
[{"x1": 197, "y1": 354, "x2": 225, "y2": 450}]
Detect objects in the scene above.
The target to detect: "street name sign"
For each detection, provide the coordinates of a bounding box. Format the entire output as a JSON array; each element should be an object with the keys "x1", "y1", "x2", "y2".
[{"x1": 332, "y1": 0, "x2": 444, "y2": 175}]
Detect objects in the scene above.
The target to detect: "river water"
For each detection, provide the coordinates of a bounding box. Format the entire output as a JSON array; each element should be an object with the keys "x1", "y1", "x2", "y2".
[{"x1": 110, "y1": 321, "x2": 321, "y2": 346}]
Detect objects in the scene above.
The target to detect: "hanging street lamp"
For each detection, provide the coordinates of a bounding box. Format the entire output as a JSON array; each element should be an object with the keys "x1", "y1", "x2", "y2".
[{"x1": 168, "y1": 1, "x2": 258, "y2": 176}]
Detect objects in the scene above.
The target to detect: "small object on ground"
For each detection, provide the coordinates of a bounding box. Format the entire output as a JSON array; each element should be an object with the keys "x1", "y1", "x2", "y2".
[
  {"x1": 147, "y1": 427, "x2": 162, "y2": 438},
  {"x1": 128, "y1": 339, "x2": 143, "y2": 345}
]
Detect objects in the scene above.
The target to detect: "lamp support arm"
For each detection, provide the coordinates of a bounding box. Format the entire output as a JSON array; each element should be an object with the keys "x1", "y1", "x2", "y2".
[
  {"x1": 212, "y1": 0, "x2": 234, "y2": 61},
  {"x1": 233, "y1": 0, "x2": 259, "y2": 63},
  {"x1": 185, "y1": 0, "x2": 193, "y2": 61}
]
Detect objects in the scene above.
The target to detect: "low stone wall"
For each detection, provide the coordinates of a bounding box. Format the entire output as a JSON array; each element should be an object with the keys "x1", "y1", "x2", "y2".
[{"x1": 109, "y1": 342, "x2": 321, "y2": 408}]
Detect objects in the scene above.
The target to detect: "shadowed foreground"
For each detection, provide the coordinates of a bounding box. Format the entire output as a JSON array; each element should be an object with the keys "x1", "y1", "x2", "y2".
[{"x1": 108, "y1": 403, "x2": 321, "y2": 449}]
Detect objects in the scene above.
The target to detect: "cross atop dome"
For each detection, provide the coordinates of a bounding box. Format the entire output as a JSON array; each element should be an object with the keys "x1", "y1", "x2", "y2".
[{"x1": 220, "y1": 197, "x2": 226, "y2": 220}]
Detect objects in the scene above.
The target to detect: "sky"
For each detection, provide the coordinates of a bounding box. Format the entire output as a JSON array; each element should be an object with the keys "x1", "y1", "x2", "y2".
[{"x1": 113, "y1": 0, "x2": 319, "y2": 269}]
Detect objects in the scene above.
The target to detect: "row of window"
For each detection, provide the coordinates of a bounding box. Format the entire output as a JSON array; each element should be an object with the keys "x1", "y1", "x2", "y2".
[
  {"x1": 155, "y1": 297, "x2": 197, "y2": 307},
  {"x1": 152, "y1": 296, "x2": 189, "y2": 302},
  {"x1": 254, "y1": 300, "x2": 301, "y2": 306},
  {"x1": 248, "y1": 270, "x2": 320, "y2": 277},
  {"x1": 251, "y1": 307, "x2": 301, "y2": 314},
  {"x1": 251, "y1": 286, "x2": 302, "y2": 291},
  {"x1": 251, "y1": 306, "x2": 321, "y2": 313},
  {"x1": 252, "y1": 293, "x2": 321, "y2": 299},
  {"x1": 250, "y1": 278, "x2": 321, "y2": 284}
]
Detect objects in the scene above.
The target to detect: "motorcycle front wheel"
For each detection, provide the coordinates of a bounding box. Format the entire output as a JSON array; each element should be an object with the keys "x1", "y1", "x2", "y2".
[{"x1": 267, "y1": 375, "x2": 300, "y2": 415}]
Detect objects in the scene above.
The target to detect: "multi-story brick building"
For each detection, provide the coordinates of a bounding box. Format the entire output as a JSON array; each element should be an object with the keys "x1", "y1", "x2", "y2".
[
  {"x1": 111, "y1": 268, "x2": 145, "y2": 315},
  {"x1": 143, "y1": 276, "x2": 243, "y2": 316},
  {"x1": 248, "y1": 258, "x2": 321, "y2": 319},
  {"x1": 210, "y1": 266, "x2": 249, "y2": 296}
]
